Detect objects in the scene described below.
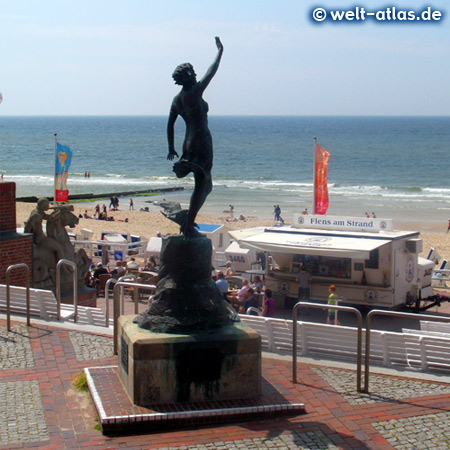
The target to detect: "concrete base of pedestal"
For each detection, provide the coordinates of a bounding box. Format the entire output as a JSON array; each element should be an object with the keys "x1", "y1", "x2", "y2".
[{"x1": 118, "y1": 315, "x2": 261, "y2": 406}]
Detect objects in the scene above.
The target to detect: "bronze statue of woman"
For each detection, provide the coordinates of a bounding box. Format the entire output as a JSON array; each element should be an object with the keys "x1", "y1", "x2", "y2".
[{"x1": 166, "y1": 37, "x2": 223, "y2": 237}]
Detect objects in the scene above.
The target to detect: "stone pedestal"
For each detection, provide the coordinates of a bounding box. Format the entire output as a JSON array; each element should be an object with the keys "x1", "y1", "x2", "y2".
[
  {"x1": 118, "y1": 315, "x2": 261, "y2": 406},
  {"x1": 134, "y1": 234, "x2": 231, "y2": 334}
]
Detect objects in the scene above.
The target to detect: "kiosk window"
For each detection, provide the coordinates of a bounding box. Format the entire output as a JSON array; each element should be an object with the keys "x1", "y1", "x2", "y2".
[
  {"x1": 294, "y1": 255, "x2": 351, "y2": 279},
  {"x1": 365, "y1": 249, "x2": 379, "y2": 269}
]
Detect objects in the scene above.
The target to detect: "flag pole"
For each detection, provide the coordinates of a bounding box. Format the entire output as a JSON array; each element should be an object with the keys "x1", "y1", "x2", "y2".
[
  {"x1": 313, "y1": 137, "x2": 317, "y2": 215},
  {"x1": 54, "y1": 133, "x2": 57, "y2": 206}
]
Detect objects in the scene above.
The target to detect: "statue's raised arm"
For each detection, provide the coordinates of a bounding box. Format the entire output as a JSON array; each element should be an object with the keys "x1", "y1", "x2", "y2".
[{"x1": 198, "y1": 37, "x2": 224, "y2": 93}]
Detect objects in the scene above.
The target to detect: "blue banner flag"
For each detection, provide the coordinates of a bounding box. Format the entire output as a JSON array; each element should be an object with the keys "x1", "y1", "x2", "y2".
[{"x1": 55, "y1": 142, "x2": 73, "y2": 202}]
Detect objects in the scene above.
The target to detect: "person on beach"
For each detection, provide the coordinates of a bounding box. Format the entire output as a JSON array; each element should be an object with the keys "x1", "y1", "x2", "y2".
[
  {"x1": 447, "y1": 218, "x2": 450, "y2": 233},
  {"x1": 274, "y1": 205, "x2": 281, "y2": 221},
  {"x1": 166, "y1": 36, "x2": 223, "y2": 237},
  {"x1": 129, "y1": 198, "x2": 134, "y2": 210}
]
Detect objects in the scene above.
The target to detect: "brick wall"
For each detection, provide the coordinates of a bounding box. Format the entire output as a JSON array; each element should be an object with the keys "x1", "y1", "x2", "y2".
[
  {"x1": 0, "y1": 181, "x2": 33, "y2": 286},
  {"x1": 0, "y1": 182, "x2": 16, "y2": 232}
]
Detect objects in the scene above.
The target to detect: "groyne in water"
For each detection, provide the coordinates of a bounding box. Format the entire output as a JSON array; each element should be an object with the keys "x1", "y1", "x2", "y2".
[{"x1": 17, "y1": 187, "x2": 184, "y2": 203}]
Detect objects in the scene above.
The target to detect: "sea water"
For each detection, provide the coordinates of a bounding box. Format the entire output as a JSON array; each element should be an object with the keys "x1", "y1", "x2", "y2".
[{"x1": 1, "y1": 115, "x2": 449, "y2": 225}]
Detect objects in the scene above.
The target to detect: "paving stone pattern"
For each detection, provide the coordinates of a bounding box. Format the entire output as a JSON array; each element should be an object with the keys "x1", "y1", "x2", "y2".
[
  {"x1": 68, "y1": 330, "x2": 114, "y2": 361},
  {"x1": 312, "y1": 366, "x2": 450, "y2": 405},
  {"x1": 2, "y1": 317, "x2": 450, "y2": 449},
  {"x1": 0, "y1": 324, "x2": 34, "y2": 370},
  {"x1": 0, "y1": 380, "x2": 48, "y2": 446},
  {"x1": 373, "y1": 411, "x2": 450, "y2": 449},
  {"x1": 152, "y1": 430, "x2": 340, "y2": 450}
]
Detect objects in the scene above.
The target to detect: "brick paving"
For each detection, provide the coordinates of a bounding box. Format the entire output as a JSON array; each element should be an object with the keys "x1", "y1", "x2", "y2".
[
  {"x1": 312, "y1": 366, "x2": 450, "y2": 405},
  {"x1": 1, "y1": 317, "x2": 450, "y2": 449}
]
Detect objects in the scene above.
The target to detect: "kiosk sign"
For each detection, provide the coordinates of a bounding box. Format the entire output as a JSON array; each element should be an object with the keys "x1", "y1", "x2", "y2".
[{"x1": 293, "y1": 215, "x2": 393, "y2": 232}]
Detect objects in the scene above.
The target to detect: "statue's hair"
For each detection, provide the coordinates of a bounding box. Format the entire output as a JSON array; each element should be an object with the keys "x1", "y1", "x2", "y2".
[{"x1": 172, "y1": 63, "x2": 194, "y2": 84}]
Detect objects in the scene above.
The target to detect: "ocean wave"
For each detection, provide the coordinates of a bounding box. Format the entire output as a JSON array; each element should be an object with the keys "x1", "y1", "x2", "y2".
[{"x1": 10, "y1": 171, "x2": 450, "y2": 205}]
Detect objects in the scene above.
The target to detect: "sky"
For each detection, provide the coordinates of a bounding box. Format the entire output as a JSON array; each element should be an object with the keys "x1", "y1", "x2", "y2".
[{"x1": 0, "y1": 0, "x2": 448, "y2": 116}]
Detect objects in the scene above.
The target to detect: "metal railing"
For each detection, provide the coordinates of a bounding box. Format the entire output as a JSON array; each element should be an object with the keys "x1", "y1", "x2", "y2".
[
  {"x1": 5, "y1": 264, "x2": 30, "y2": 331},
  {"x1": 104, "y1": 274, "x2": 137, "y2": 327},
  {"x1": 246, "y1": 306, "x2": 262, "y2": 316},
  {"x1": 72, "y1": 239, "x2": 148, "y2": 260},
  {"x1": 112, "y1": 281, "x2": 156, "y2": 355},
  {"x1": 293, "y1": 301, "x2": 363, "y2": 392},
  {"x1": 364, "y1": 309, "x2": 450, "y2": 393},
  {"x1": 56, "y1": 259, "x2": 78, "y2": 322}
]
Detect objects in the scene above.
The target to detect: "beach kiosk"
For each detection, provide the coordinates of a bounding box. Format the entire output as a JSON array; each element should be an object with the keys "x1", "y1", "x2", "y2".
[{"x1": 231, "y1": 215, "x2": 434, "y2": 310}]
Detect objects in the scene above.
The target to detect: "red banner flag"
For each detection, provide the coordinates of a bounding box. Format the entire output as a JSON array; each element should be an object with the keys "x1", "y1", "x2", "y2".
[{"x1": 314, "y1": 142, "x2": 330, "y2": 215}]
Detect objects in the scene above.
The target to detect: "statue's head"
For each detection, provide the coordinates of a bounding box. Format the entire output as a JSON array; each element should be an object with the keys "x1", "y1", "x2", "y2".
[
  {"x1": 37, "y1": 197, "x2": 50, "y2": 212},
  {"x1": 172, "y1": 63, "x2": 196, "y2": 87}
]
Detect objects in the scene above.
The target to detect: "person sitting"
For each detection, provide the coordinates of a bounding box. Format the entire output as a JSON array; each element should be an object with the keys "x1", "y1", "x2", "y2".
[
  {"x1": 227, "y1": 278, "x2": 249, "y2": 308},
  {"x1": 92, "y1": 263, "x2": 109, "y2": 290},
  {"x1": 83, "y1": 210, "x2": 92, "y2": 219},
  {"x1": 252, "y1": 275, "x2": 263, "y2": 293},
  {"x1": 144, "y1": 256, "x2": 158, "y2": 271},
  {"x1": 239, "y1": 288, "x2": 259, "y2": 315},
  {"x1": 93, "y1": 263, "x2": 109, "y2": 279},
  {"x1": 110, "y1": 265, "x2": 126, "y2": 278},
  {"x1": 261, "y1": 288, "x2": 275, "y2": 317},
  {"x1": 224, "y1": 261, "x2": 236, "y2": 279},
  {"x1": 126, "y1": 257, "x2": 140, "y2": 271},
  {"x1": 215, "y1": 271, "x2": 229, "y2": 301}
]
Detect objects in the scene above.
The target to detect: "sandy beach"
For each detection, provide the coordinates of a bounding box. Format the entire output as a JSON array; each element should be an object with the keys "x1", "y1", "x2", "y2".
[{"x1": 14, "y1": 201, "x2": 450, "y2": 263}]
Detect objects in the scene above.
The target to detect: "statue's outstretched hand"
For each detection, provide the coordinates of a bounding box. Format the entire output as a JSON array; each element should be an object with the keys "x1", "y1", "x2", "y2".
[
  {"x1": 215, "y1": 36, "x2": 223, "y2": 52},
  {"x1": 167, "y1": 149, "x2": 179, "y2": 161}
]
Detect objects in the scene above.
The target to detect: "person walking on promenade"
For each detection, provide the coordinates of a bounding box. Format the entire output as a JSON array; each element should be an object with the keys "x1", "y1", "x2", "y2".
[{"x1": 326, "y1": 285, "x2": 340, "y2": 325}]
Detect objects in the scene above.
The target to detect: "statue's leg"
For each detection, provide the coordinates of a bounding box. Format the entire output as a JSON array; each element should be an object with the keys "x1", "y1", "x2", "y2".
[{"x1": 183, "y1": 171, "x2": 212, "y2": 236}]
